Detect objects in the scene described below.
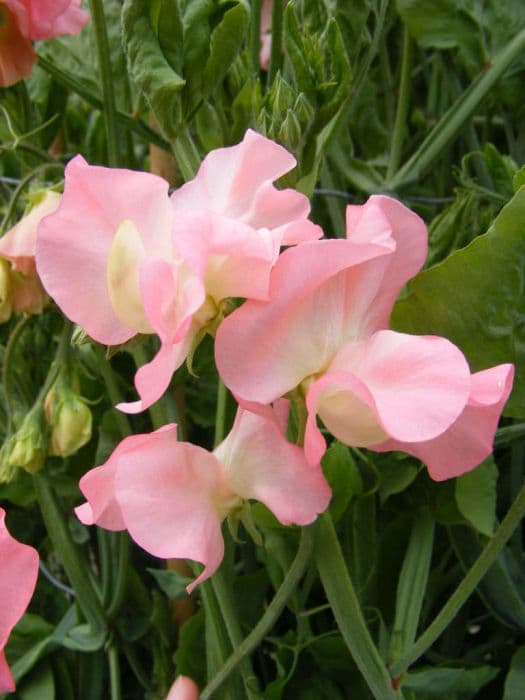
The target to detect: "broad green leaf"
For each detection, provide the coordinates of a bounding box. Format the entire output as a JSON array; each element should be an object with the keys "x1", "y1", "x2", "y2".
[
  {"x1": 147, "y1": 567, "x2": 192, "y2": 600},
  {"x1": 378, "y1": 457, "x2": 419, "y2": 503},
  {"x1": 17, "y1": 662, "x2": 55, "y2": 700},
  {"x1": 122, "y1": 0, "x2": 185, "y2": 142},
  {"x1": 455, "y1": 457, "x2": 498, "y2": 536},
  {"x1": 173, "y1": 610, "x2": 206, "y2": 688},
  {"x1": 392, "y1": 185, "x2": 525, "y2": 418},
  {"x1": 504, "y1": 645, "x2": 525, "y2": 700},
  {"x1": 404, "y1": 665, "x2": 498, "y2": 698}
]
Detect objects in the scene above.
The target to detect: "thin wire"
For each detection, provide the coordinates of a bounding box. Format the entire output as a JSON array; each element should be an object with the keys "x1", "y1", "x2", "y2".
[{"x1": 39, "y1": 560, "x2": 76, "y2": 597}]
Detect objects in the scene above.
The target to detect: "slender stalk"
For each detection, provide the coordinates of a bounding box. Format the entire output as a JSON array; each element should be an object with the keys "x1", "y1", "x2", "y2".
[
  {"x1": 107, "y1": 533, "x2": 130, "y2": 618},
  {"x1": 173, "y1": 127, "x2": 201, "y2": 181},
  {"x1": 353, "y1": 0, "x2": 389, "y2": 99},
  {"x1": 386, "y1": 26, "x2": 525, "y2": 190},
  {"x1": 108, "y1": 643, "x2": 122, "y2": 700},
  {"x1": 37, "y1": 56, "x2": 170, "y2": 152},
  {"x1": 210, "y1": 568, "x2": 260, "y2": 699},
  {"x1": 250, "y1": 0, "x2": 262, "y2": 74},
  {"x1": 94, "y1": 346, "x2": 131, "y2": 438},
  {"x1": 201, "y1": 525, "x2": 315, "y2": 699},
  {"x1": 214, "y1": 380, "x2": 229, "y2": 447},
  {"x1": 390, "y1": 479, "x2": 525, "y2": 678},
  {"x1": 316, "y1": 511, "x2": 398, "y2": 700},
  {"x1": 268, "y1": 0, "x2": 284, "y2": 83},
  {"x1": 386, "y1": 27, "x2": 413, "y2": 181},
  {"x1": 2, "y1": 315, "x2": 32, "y2": 433},
  {"x1": 88, "y1": 0, "x2": 120, "y2": 166},
  {"x1": 33, "y1": 472, "x2": 107, "y2": 634}
]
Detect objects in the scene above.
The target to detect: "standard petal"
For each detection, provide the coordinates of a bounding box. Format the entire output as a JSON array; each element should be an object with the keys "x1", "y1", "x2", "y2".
[
  {"x1": 345, "y1": 195, "x2": 428, "y2": 332},
  {"x1": 215, "y1": 238, "x2": 395, "y2": 404},
  {"x1": 113, "y1": 430, "x2": 234, "y2": 592},
  {"x1": 36, "y1": 155, "x2": 173, "y2": 345},
  {"x1": 0, "y1": 508, "x2": 39, "y2": 694},
  {"x1": 215, "y1": 409, "x2": 331, "y2": 524},
  {"x1": 374, "y1": 364, "x2": 514, "y2": 481},
  {"x1": 165, "y1": 675, "x2": 200, "y2": 700},
  {"x1": 0, "y1": 4, "x2": 35, "y2": 88}
]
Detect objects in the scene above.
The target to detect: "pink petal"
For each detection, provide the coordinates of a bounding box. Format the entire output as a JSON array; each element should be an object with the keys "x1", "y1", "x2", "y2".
[
  {"x1": 215, "y1": 408, "x2": 331, "y2": 524},
  {"x1": 165, "y1": 675, "x2": 200, "y2": 700},
  {"x1": 36, "y1": 156, "x2": 173, "y2": 345},
  {"x1": 170, "y1": 130, "x2": 321, "y2": 245},
  {"x1": 113, "y1": 429, "x2": 234, "y2": 592},
  {"x1": 0, "y1": 507, "x2": 39, "y2": 694},
  {"x1": 173, "y1": 210, "x2": 276, "y2": 302},
  {"x1": 5, "y1": 0, "x2": 88, "y2": 40},
  {"x1": 374, "y1": 364, "x2": 514, "y2": 481},
  {"x1": 117, "y1": 335, "x2": 193, "y2": 414},
  {"x1": 308, "y1": 331, "x2": 471, "y2": 450},
  {"x1": 0, "y1": 4, "x2": 35, "y2": 87},
  {"x1": 215, "y1": 237, "x2": 396, "y2": 404},
  {"x1": 0, "y1": 192, "x2": 61, "y2": 272},
  {"x1": 76, "y1": 425, "x2": 177, "y2": 529},
  {"x1": 345, "y1": 195, "x2": 428, "y2": 332}
]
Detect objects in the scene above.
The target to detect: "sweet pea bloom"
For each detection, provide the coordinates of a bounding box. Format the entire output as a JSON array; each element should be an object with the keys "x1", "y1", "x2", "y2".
[
  {"x1": 165, "y1": 675, "x2": 199, "y2": 700},
  {"x1": 0, "y1": 507, "x2": 39, "y2": 693},
  {"x1": 37, "y1": 130, "x2": 321, "y2": 413},
  {"x1": 0, "y1": 190, "x2": 59, "y2": 321},
  {"x1": 0, "y1": 0, "x2": 88, "y2": 86},
  {"x1": 75, "y1": 407, "x2": 331, "y2": 591},
  {"x1": 215, "y1": 195, "x2": 514, "y2": 480}
]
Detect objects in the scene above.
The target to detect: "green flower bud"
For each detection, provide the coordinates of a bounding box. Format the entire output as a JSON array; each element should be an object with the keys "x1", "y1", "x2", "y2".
[
  {"x1": 7, "y1": 410, "x2": 46, "y2": 474},
  {"x1": 44, "y1": 382, "x2": 92, "y2": 458},
  {"x1": 0, "y1": 258, "x2": 12, "y2": 324}
]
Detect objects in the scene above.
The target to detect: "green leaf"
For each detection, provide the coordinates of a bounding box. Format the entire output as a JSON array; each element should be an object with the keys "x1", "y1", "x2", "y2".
[
  {"x1": 321, "y1": 441, "x2": 363, "y2": 522},
  {"x1": 147, "y1": 567, "x2": 192, "y2": 600},
  {"x1": 173, "y1": 610, "x2": 206, "y2": 688},
  {"x1": 122, "y1": 0, "x2": 185, "y2": 142},
  {"x1": 504, "y1": 645, "x2": 525, "y2": 700},
  {"x1": 392, "y1": 185, "x2": 525, "y2": 418},
  {"x1": 455, "y1": 457, "x2": 498, "y2": 536},
  {"x1": 17, "y1": 662, "x2": 55, "y2": 700},
  {"x1": 378, "y1": 457, "x2": 419, "y2": 504},
  {"x1": 404, "y1": 665, "x2": 498, "y2": 698}
]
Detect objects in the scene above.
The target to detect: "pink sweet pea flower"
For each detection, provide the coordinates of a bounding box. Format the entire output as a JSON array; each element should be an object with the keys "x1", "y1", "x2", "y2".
[
  {"x1": 259, "y1": 0, "x2": 272, "y2": 70},
  {"x1": 165, "y1": 676, "x2": 199, "y2": 700},
  {"x1": 215, "y1": 195, "x2": 514, "y2": 480},
  {"x1": 0, "y1": 507, "x2": 39, "y2": 693},
  {"x1": 0, "y1": 0, "x2": 88, "y2": 87},
  {"x1": 37, "y1": 131, "x2": 321, "y2": 414},
  {"x1": 0, "y1": 190, "x2": 60, "y2": 319},
  {"x1": 76, "y1": 407, "x2": 331, "y2": 592}
]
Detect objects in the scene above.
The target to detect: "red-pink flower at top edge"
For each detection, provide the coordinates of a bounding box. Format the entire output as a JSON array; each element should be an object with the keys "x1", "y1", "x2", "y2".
[
  {"x1": 75, "y1": 407, "x2": 331, "y2": 592},
  {"x1": 0, "y1": 507, "x2": 39, "y2": 694},
  {"x1": 0, "y1": 0, "x2": 88, "y2": 87},
  {"x1": 0, "y1": 190, "x2": 60, "y2": 316},
  {"x1": 165, "y1": 675, "x2": 199, "y2": 700},
  {"x1": 215, "y1": 194, "x2": 514, "y2": 480}
]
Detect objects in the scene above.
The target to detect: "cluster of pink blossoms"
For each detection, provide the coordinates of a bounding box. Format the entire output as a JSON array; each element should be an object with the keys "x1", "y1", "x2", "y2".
[
  {"x1": 0, "y1": 0, "x2": 88, "y2": 86},
  {"x1": 0, "y1": 130, "x2": 514, "y2": 691}
]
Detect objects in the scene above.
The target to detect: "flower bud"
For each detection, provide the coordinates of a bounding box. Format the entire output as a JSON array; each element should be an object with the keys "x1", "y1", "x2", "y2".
[
  {"x1": 44, "y1": 381, "x2": 92, "y2": 458},
  {"x1": 0, "y1": 258, "x2": 12, "y2": 323},
  {"x1": 6, "y1": 410, "x2": 46, "y2": 474}
]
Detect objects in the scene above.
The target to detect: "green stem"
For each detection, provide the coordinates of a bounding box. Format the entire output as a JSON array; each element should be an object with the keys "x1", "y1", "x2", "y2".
[
  {"x1": 268, "y1": 0, "x2": 284, "y2": 83},
  {"x1": 88, "y1": 0, "x2": 120, "y2": 166},
  {"x1": 353, "y1": 0, "x2": 389, "y2": 100},
  {"x1": 495, "y1": 422, "x2": 525, "y2": 447},
  {"x1": 108, "y1": 643, "x2": 122, "y2": 700},
  {"x1": 386, "y1": 26, "x2": 525, "y2": 191},
  {"x1": 389, "y1": 511, "x2": 435, "y2": 661},
  {"x1": 386, "y1": 27, "x2": 413, "y2": 181},
  {"x1": 107, "y1": 533, "x2": 130, "y2": 618},
  {"x1": 201, "y1": 525, "x2": 315, "y2": 700},
  {"x1": 94, "y1": 346, "x2": 131, "y2": 438},
  {"x1": 210, "y1": 568, "x2": 260, "y2": 699},
  {"x1": 250, "y1": 0, "x2": 262, "y2": 74},
  {"x1": 2, "y1": 315, "x2": 32, "y2": 433},
  {"x1": 214, "y1": 380, "x2": 229, "y2": 447},
  {"x1": 390, "y1": 479, "x2": 525, "y2": 678},
  {"x1": 37, "y1": 55, "x2": 170, "y2": 152},
  {"x1": 173, "y1": 127, "x2": 201, "y2": 181},
  {"x1": 33, "y1": 472, "x2": 107, "y2": 634},
  {"x1": 316, "y1": 511, "x2": 398, "y2": 700}
]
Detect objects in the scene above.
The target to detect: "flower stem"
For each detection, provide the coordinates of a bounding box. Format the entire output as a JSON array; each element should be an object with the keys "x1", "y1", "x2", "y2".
[
  {"x1": 268, "y1": 0, "x2": 283, "y2": 83},
  {"x1": 94, "y1": 346, "x2": 131, "y2": 438},
  {"x1": 214, "y1": 379, "x2": 229, "y2": 447},
  {"x1": 389, "y1": 479, "x2": 525, "y2": 678},
  {"x1": 386, "y1": 26, "x2": 413, "y2": 181},
  {"x1": 316, "y1": 511, "x2": 398, "y2": 700},
  {"x1": 250, "y1": 0, "x2": 262, "y2": 74},
  {"x1": 173, "y1": 127, "x2": 201, "y2": 181},
  {"x1": 88, "y1": 0, "x2": 120, "y2": 166},
  {"x1": 108, "y1": 643, "x2": 122, "y2": 700},
  {"x1": 201, "y1": 524, "x2": 315, "y2": 699}
]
